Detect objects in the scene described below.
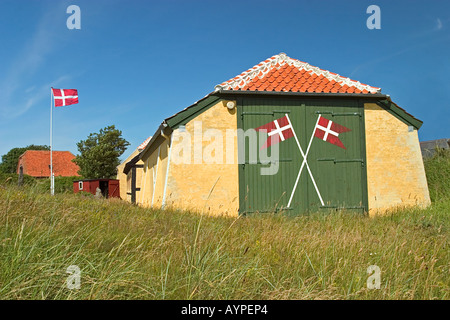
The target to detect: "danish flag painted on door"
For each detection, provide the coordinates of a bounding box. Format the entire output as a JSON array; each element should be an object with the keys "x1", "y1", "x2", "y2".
[
  {"x1": 255, "y1": 115, "x2": 294, "y2": 149},
  {"x1": 248, "y1": 106, "x2": 362, "y2": 211},
  {"x1": 313, "y1": 115, "x2": 351, "y2": 149}
]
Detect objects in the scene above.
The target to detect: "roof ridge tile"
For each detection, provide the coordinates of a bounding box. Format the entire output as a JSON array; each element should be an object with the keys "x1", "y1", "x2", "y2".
[{"x1": 214, "y1": 52, "x2": 381, "y2": 94}]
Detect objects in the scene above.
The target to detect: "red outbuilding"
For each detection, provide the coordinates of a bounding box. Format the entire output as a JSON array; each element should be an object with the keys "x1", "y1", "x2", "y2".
[{"x1": 73, "y1": 179, "x2": 120, "y2": 198}]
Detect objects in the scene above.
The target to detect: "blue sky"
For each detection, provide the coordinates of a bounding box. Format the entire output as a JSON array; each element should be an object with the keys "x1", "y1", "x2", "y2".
[{"x1": 0, "y1": 0, "x2": 449, "y2": 161}]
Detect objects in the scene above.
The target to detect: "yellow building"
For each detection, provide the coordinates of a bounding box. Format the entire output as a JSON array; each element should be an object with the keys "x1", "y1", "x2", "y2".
[
  {"x1": 127, "y1": 53, "x2": 430, "y2": 216},
  {"x1": 117, "y1": 136, "x2": 151, "y2": 203}
]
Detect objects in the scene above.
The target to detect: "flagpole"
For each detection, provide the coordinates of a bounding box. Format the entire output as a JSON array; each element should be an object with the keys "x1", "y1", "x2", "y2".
[{"x1": 50, "y1": 87, "x2": 54, "y2": 195}]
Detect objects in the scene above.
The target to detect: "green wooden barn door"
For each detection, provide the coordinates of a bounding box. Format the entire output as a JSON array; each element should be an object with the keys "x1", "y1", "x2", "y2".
[
  {"x1": 302, "y1": 100, "x2": 368, "y2": 214},
  {"x1": 237, "y1": 97, "x2": 367, "y2": 215},
  {"x1": 238, "y1": 98, "x2": 306, "y2": 214}
]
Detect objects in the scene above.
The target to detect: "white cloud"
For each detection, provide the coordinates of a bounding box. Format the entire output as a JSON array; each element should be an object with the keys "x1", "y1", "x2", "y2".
[
  {"x1": 25, "y1": 86, "x2": 36, "y2": 94},
  {"x1": 436, "y1": 18, "x2": 443, "y2": 31},
  {"x1": 0, "y1": 3, "x2": 69, "y2": 119},
  {"x1": 3, "y1": 76, "x2": 72, "y2": 118},
  {"x1": 350, "y1": 17, "x2": 449, "y2": 78}
]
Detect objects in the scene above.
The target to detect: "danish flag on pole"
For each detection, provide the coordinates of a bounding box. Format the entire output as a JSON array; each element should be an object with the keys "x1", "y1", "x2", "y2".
[
  {"x1": 256, "y1": 115, "x2": 294, "y2": 149},
  {"x1": 52, "y1": 88, "x2": 78, "y2": 107},
  {"x1": 314, "y1": 115, "x2": 351, "y2": 149}
]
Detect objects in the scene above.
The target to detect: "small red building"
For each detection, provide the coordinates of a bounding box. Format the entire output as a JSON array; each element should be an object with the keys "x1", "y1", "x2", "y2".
[{"x1": 73, "y1": 179, "x2": 120, "y2": 198}]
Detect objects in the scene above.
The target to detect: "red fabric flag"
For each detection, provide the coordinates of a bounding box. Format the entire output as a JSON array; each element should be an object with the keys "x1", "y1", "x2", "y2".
[
  {"x1": 314, "y1": 116, "x2": 351, "y2": 149},
  {"x1": 255, "y1": 115, "x2": 294, "y2": 149},
  {"x1": 52, "y1": 88, "x2": 78, "y2": 107}
]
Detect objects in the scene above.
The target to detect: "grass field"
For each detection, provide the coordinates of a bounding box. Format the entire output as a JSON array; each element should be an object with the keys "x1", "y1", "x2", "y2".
[{"x1": 0, "y1": 150, "x2": 448, "y2": 299}]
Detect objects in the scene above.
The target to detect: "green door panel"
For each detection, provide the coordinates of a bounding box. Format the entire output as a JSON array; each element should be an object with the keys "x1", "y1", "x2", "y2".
[
  {"x1": 238, "y1": 99, "x2": 306, "y2": 214},
  {"x1": 237, "y1": 97, "x2": 367, "y2": 215},
  {"x1": 303, "y1": 101, "x2": 365, "y2": 213}
]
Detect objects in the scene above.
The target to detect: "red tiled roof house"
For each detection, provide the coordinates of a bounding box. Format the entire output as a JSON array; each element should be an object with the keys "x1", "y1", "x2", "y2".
[
  {"x1": 128, "y1": 53, "x2": 430, "y2": 216},
  {"x1": 17, "y1": 150, "x2": 80, "y2": 178}
]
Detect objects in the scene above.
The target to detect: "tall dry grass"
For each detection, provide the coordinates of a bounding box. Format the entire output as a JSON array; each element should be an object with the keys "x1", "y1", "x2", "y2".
[
  {"x1": 0, "y1": 183, "x2": 448, "y2": 299},
  {"x1": 0, "y1": 149, "x2": 448, "y2": 299}
]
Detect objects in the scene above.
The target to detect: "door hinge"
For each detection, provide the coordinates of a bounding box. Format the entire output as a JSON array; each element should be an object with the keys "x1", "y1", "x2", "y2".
[
  {"x1": 315, "y1": 111, "x2": 362, "y2": 117},
  {"x1": 242, "y1": 110, "x2": 291, "y2": 117},
  {"x1": 317, "y1": 158, "x2": 364, "y2": 165}
]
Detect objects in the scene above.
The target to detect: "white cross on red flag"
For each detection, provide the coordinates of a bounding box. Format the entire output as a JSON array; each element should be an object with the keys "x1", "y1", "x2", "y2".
[
  {"x1": 314, "y1": 115, "x2": 351, "y2": 149},
  {"x1": 52, "y1": 88, "x2": 78, "y2": 107},
  {"x1": 256, "y1": 115, "x2": 294, "y2": 149}
]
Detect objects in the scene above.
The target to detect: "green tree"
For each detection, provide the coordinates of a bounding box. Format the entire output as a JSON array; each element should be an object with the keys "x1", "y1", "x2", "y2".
[
  {"x1": 0, "y1": 145, "x2": 50, "y2": 174},
  {"x1": 73, "y1": 125, "x2": 130, "y2": 179}
]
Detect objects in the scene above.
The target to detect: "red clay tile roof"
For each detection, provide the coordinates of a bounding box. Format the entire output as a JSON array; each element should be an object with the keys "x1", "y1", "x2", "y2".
[
  {"x1": 17, "y1": 150, "x2": 80, "y2": 177},
  {"x1": 215, "y1": 52, "x2": 381, "y2": 94},
  {"x1": 137, "y1": 136, "x2": 152, "y2": 151}
]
